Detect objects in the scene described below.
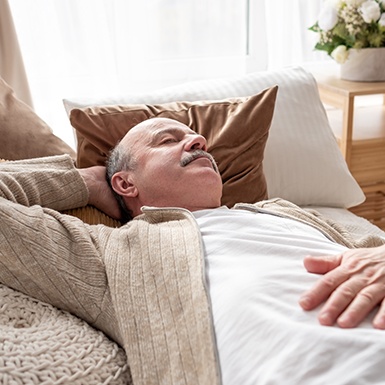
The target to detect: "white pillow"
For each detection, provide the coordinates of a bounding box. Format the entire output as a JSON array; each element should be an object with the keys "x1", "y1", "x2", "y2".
[{"x1": 63, "y1": 66, "x2": 364, "y2": 208}]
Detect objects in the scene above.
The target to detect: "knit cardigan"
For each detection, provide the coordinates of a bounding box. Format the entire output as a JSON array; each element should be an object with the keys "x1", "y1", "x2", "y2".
[{"x1": 0, "y1": 155, "x2": 384, "y2": 385}]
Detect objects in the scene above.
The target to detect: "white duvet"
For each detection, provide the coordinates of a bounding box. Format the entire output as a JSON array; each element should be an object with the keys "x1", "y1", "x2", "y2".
[{"x1": 194, "y1": 207, "x2": 385, "y2": 385}]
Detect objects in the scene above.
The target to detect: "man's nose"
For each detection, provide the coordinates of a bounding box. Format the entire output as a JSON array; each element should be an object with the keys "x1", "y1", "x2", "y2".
[{"x1": 184, "y1": 134, "x2": 207, "y2": 152}]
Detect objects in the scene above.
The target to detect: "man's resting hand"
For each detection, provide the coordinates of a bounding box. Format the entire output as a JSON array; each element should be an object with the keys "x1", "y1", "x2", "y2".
[
  {"x1": 299, "y1": 244, "x2": 385, "y2": 329},
  {"x1": 78, "y1": 166, "x2": 122, "y2": 221}
]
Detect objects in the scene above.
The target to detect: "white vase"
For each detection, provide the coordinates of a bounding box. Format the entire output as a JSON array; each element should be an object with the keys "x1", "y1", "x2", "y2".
[{"x1": 340, "y1": 47, "x2": 385, "y2": 82}]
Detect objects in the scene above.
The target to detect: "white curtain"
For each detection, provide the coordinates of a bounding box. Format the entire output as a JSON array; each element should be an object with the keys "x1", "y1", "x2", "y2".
[
  {"x1": 263, "y1": 0, "x2": 326, "y2": 68},
  {"x1": 9, "y1": 0, "x2": 327, "y2": 149}
]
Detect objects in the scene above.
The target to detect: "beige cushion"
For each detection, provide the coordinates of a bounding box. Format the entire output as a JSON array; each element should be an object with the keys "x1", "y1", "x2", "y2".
[
  {"x1": 70, "y1": 86, "x2": 278, "y2": 208},
  {"x1": 0, "y1": 77, "x2": 76, "y2": 161}
]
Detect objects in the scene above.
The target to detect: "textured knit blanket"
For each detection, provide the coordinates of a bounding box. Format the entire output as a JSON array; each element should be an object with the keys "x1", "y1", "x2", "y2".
[{"x1": 0, "y1": 284, "x2": 131, "y2": 384}]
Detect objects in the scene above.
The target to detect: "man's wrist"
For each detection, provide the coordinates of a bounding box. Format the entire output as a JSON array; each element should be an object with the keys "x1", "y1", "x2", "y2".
[{"x1": 77, "y1": 167, "x2": 102, "y2": 206}]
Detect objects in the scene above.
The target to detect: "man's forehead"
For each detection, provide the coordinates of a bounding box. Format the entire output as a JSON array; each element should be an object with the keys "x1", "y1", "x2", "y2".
[
  {"x1": 135, "y1": 119, "x2": 195, "y2": 138},
  {"x1": 151, "y1": 125, "x2": 196, "y2": 138},
  {"x1": 136, "y1": 118, "x2": 189, "y2": 131},
  {"x1": 122, "y1": 118, "x2": 196, "y2": 147}
]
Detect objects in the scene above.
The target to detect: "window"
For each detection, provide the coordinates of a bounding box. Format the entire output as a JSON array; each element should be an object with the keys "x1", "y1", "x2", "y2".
[{"x1": 9, "y1": 0, "x2": 325, "y2": 148}]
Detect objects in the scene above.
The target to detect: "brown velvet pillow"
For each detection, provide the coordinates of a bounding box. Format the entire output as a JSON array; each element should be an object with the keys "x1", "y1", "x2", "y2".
[
  {"x1": 70, "y1": 86, "x2": 278, "y2": 207},
  {"x1": 0, "y1": 77, "x2": 76, "y2": 161}
]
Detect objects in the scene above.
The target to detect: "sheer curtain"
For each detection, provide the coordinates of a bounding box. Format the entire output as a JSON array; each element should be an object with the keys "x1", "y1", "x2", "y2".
[
  {"x1": 263, "y1": 0, "x2": 327, "y2": 68},
  {"x1": 9, "y1": 0, "x2": 327, "y2": 148}
]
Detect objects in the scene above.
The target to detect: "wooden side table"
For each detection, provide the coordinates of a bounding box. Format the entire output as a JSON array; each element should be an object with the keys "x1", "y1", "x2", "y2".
[{"x1": 313, "y1": 72, "x2": 385, "y2": 230}]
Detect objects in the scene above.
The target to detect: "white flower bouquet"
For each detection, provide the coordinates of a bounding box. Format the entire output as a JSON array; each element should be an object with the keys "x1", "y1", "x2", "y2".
[{"x1": 310, "y1": 0, "x2": 385, "y2": 63}]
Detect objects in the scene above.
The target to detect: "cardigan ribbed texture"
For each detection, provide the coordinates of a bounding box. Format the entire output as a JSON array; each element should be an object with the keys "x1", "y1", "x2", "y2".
[{"x1": 1, "y1": 155, "x2": 384, "y2": 385}]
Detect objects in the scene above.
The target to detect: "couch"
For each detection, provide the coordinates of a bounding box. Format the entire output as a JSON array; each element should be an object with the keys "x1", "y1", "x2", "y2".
[{"x1": 1, "y1": 66, "x2": 384, "y2": 384}]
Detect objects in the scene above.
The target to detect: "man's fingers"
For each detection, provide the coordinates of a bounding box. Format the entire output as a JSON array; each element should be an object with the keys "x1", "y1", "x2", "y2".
[
  {"x1": 337, "y1": 283, "x2": 385, "y2": 328},
  {"x1": 303, "y1": 254, "x2": 342, "y2": 274},
  {"x1": 301, "y1": 246, "x2": 385, "y2": 329},
  {"x1": 317, "y1": 278, "x2": 369, "y2": 327},
  {"x1": 373, "y1": 298, "x2": 385, "y2": 329},
  {"x1": 299, "y1": 267, "x2": 348, "y2": 310},
  {"x1": 303, "y1": 279, "x2": 385, "y2": 328}
]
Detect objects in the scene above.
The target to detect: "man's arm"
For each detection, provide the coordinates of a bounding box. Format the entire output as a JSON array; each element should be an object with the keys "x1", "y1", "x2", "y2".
[
  {"x1": 299, "y1": 244, "x2": 385, "y2": 329},
  {"x1": 0, "y1": 155, "x2": 88, "y2": 210},
  {"x1": 0, "y1": 155, "x2": 113, "y2": 326},
  {"x1": 0, "y1": 155, "x2": 121, "y2": 219}
]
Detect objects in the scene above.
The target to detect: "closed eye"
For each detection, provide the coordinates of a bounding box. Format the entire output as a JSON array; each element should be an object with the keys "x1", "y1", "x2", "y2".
[
  {"x1": 160, "y1": 137, "x2": 178, "y2": 145},
  {"x1": 150, "y1": 127, "x2": 196, "y2": 147}
]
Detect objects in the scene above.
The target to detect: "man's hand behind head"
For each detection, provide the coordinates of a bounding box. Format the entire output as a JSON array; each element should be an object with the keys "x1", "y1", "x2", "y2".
[{"x1": 78, "y1": 166, "x2": 122, "y2": 221}]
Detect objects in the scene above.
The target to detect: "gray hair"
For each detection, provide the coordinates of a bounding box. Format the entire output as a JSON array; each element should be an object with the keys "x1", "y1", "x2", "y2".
[{"x1": 106, "y1": 141, "x2": 137, "y2": 222}]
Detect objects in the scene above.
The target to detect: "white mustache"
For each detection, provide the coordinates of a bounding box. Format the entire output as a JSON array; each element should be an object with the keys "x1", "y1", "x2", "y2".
[{"x1": 180, "y1": 150, "x2": 219, "y2": 173}]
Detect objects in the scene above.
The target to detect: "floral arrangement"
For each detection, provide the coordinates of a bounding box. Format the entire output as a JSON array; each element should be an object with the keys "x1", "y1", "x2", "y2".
[{"x1": 309, "y1": 0, "x2": 385, "y2": 63}]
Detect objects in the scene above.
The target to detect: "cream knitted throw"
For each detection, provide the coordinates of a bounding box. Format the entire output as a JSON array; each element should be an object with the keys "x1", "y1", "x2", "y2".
[{"x1": 0, "y1": 284, "x2": 131, "y2": 384}]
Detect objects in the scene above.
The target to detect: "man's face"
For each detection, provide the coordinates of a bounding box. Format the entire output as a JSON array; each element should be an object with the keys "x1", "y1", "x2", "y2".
[{"x1": 120, "y1": 118, "x2": 223, "y2": 212}]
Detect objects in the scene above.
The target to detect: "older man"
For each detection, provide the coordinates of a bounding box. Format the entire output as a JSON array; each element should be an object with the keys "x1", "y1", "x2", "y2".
[{"x1": 1, "y1": 117, "x2": 385, "y2": 385}]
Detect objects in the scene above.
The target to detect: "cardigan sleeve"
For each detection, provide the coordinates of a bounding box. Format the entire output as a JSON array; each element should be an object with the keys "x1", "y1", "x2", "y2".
[
  {"x1": 0, "y1": 155, "x2": 109, "y2": 327},
  {"x1": 0, "y1": 155, "x2": 89, "y2": 210}
]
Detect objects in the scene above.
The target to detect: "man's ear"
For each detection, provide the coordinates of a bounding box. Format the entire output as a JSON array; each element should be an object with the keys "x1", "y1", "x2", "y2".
[{"x1": 110, "y1": 171, "x2": 138, "y2": 198}]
